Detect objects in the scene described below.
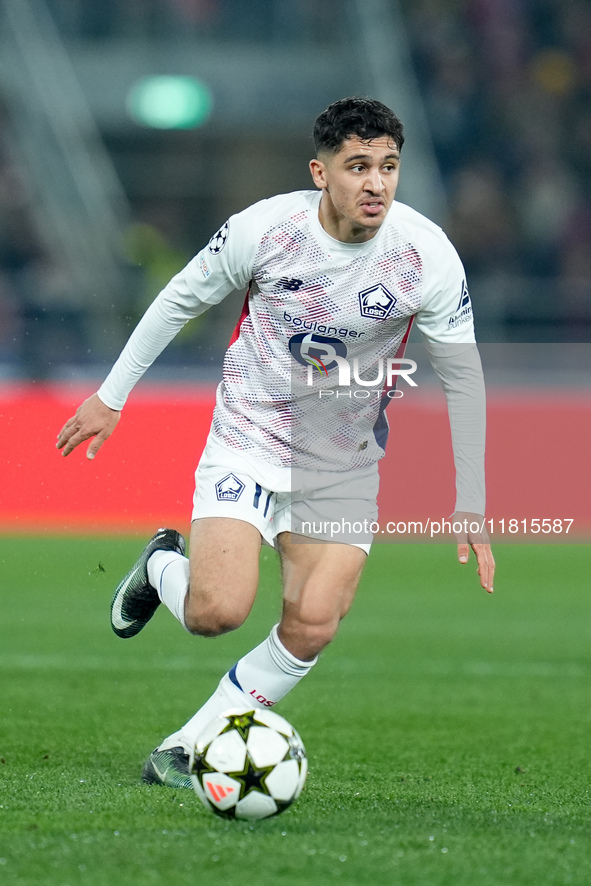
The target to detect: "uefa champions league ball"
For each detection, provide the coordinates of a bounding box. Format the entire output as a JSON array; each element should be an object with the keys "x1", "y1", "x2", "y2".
[{"x1": 189, "y1": 707, "x2": 307, "y2": 820}]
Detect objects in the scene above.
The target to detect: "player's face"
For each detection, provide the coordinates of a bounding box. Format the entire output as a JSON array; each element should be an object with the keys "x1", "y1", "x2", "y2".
[{"x1": 309, "y1": 135, "x2": 400, "y2": 243}]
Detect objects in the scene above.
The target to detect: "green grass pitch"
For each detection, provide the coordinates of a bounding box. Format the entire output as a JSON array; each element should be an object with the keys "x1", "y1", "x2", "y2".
[{"x1": 1, "y1": 537, "x2": 590, "y2": 885}]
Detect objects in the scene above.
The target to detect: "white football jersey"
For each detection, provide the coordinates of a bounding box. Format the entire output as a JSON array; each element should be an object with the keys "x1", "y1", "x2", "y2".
[{"x1": 99, "y1": 190, "x2": 476, "y2": 473}]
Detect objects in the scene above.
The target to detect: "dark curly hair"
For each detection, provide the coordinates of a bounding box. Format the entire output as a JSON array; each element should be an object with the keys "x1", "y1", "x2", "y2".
[{"x1": 313, "y1": 97, "x2": 404, "y2": 155}]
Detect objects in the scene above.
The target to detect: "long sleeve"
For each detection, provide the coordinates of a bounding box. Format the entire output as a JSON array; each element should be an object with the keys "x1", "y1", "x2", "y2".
[
  {"x1": 97, "y1": 284, "x2": 212, "y2": 410},
  {"x1": 423, "y1": 340, "x2": 486, "y2": 515},
  {"x1": 96, "y1": 203, "x2": 267, "y2": 410}
]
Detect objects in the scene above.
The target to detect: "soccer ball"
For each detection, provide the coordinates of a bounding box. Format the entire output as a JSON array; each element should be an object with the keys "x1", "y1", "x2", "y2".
[{"x1": 189, "y1": 707, "x2": 307, "y2": 820}]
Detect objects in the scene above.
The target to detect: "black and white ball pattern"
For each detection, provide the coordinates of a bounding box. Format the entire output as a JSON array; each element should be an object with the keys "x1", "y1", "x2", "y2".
[
  {"x1": 189, "y1": 707, "x2": 307, "y2": 820},
  {"x1": 208, "y1": 222, "x2": 229, "y2": 254}
]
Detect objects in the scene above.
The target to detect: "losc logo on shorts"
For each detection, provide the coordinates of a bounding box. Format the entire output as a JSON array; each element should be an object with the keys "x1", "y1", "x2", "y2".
[
  {"x1": 358, "y1": 283, "x2": 397, "y2": 320},
  {"x1": 215, "y1": 473, "x2": 245, "y2": 502}
]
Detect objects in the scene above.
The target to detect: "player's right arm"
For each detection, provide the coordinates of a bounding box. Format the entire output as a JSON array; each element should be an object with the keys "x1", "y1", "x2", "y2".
[
  {"x1": 56, "y1": 204, "x2": 265, "y2": 459},
  {"x1": 57, "y1": 393, "x2": 121, "y2": 459}
]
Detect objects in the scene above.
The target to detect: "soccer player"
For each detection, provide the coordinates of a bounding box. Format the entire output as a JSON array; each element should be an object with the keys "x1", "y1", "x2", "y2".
[{"x1": 57, "y1": 97, "x2": 495, "y2": 788}]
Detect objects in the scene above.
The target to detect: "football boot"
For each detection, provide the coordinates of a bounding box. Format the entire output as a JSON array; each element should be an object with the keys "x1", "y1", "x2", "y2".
[
  {"x1": 110, "y1": 528, "x2": 185, "y2": 638},
  {"x1": 142, "y1": 746, "x2": 192, "y2": 789}
]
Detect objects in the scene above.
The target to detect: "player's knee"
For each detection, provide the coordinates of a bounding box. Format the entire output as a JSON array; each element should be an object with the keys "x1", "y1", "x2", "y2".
[
  {"x1": 281, "y1": 616, "x2": 339, "y2": 658},
  {"x1": 184, "y1": 600, "x2": 247, "y2": 637}
]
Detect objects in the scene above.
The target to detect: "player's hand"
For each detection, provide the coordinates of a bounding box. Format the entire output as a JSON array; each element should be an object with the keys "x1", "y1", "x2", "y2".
[
  {"x1": 56, "y1": 393, "x2": 120, "y2": 460},
  {"x1": 453, "y1": 511, "x2": 495, "y2": 594}
]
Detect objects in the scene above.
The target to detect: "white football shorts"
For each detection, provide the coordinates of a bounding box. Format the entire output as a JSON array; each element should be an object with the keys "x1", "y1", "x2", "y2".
[{"x1": 191, "y1": 434, "x2": 379, "y2": 553}]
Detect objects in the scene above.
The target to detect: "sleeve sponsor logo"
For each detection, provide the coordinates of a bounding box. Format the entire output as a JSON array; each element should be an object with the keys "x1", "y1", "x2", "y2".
[
  {"x1": 199, "y1": 256, "x2": 211, "y2": 278},
  {"x1": 448, "y1": 280, "x2": 473, "y2": 328},
  {"x1": 208, "y1": 221, "x2": 229, "y2": 255}
]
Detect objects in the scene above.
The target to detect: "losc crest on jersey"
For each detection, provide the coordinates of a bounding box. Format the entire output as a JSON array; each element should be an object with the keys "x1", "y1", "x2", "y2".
[
  {"x1": 208, "y1": 222, "x2": 229, "y2": 255},
  {"x1": 358, "y1": 283, "x2": 397, "y2": 320}
]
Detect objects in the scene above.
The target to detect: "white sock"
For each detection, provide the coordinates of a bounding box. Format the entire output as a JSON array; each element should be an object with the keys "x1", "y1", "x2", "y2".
[
  {"x1": 232, "y1": 624, "x2": 317, "y2": 705},
  {"x1": 148, "y1": 550, "x2": 189, "y2": 630},
  {"x1": 159, "y1": 625, "x2": 317, "y2": 752},
  {"x1": 159, "y1": 673, "x2": 247, "y2": 752}
]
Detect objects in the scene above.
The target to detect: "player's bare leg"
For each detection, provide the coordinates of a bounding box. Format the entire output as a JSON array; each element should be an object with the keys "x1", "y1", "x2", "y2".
[
  {"x1": 276, "y1": 532, "x2": 367, "y2": 661},
  {"x1": 146, "y1": 526, "x2": 366, "y2": 787},
  {"x1": 143, "y1": 517, "x2": 261, "y2": 787},
  {"x1": 146, "y1": 516, "x2": 260, "y2": 631},
  {"x1": 185, "y1": 517, "x2": 262, "y2": 635}
]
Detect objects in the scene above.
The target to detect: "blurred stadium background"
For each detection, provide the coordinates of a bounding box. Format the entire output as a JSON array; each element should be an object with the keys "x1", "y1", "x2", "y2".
[{"x1": 0, "y1": 0, "x2": 589, "y2": 532}]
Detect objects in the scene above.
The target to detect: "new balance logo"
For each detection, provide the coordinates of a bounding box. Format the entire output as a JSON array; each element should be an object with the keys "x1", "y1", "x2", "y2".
[{"x1": 278, "y1": 277, "x2": 304, "y2": 291}]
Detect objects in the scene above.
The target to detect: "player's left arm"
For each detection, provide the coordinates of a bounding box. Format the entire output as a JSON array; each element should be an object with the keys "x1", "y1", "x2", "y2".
[
  {"x1": 416, "y1": 237, "x2": 494, "y2": 592},
  {"x1": 452, "y1": 510, "x2": 495, "y2": 594},
  {"x1": 423, "y1": 342, "x2": 494, "y2": 593}
]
